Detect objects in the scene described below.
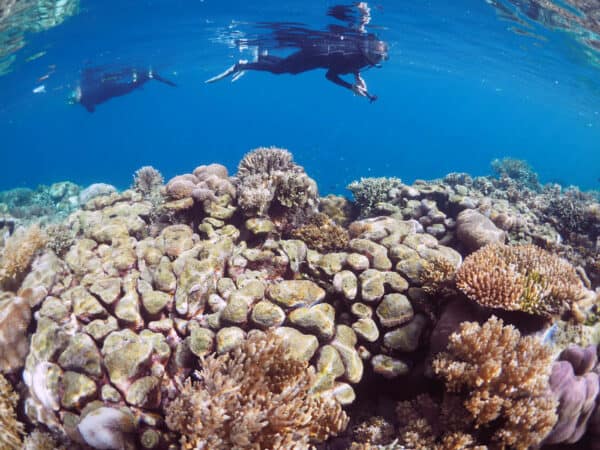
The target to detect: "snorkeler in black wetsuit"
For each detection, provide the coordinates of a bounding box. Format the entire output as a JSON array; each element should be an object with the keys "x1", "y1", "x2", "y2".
[
  {"x1": 206, "y1": 2, "x2": 388, "y2": 102},
  {"x1": 69, "y1": 66, "x2": 176, "y2": 112}
]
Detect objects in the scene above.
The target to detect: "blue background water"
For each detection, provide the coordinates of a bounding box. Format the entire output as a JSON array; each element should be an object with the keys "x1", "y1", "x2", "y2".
[{"x1": 1, "y1": 0, "x2": 599, "y2": 194}]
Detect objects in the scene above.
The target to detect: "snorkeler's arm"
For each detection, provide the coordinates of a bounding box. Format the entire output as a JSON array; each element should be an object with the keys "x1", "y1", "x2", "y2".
[
  {"x1": 326, "y1": 70, "x2": 377, "y2": 102},
  {"x1": 353, "y1": 72, "x2": 377, "y2": 102}
]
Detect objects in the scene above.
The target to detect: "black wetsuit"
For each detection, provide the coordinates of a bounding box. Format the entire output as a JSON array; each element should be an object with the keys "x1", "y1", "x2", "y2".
[
  {"x1": 239, "y1": 34, "x2": 380, "y2": 92},
  {"x1": 76, "y1": 67, "x2": 176, "y2": 112}
]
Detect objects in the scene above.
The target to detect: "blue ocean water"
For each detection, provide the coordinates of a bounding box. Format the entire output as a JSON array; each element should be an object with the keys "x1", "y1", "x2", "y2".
[{"x1": 1, "y1": 0, "x2": 599, "y2": 194}]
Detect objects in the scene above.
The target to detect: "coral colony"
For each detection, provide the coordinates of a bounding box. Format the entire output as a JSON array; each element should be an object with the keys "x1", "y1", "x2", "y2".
[{"x1": 0, "y1": 147, "x2": 599, "y2": 449}]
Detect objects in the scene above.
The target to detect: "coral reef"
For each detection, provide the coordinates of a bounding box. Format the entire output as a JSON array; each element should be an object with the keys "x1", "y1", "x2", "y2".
[
  {"x1": 133, "y1": 166, "x2": 164, "y2": 197},
  {"x1": 543, "y1": 345, "x2": 599, "y2": 445},
  {"x1": 1, "y1": 149, "x2": 599, "y2": 450},
  {"x1": 0, "y1": 292, "x2": 31, "y2": 373},
  {"x1": 491, "y1": 157, "x2": 541, "y2": 191},
  {"x1": 0, "y1": 373, "x2": 24, "y2": 449},
  {"x1": 456, "y1": 243, "x2": 586, "y2": 316},
  {"x1": 235, "y1": 147, "x2": 319, "y2": 222},
  {"x1": 290, "y1": 212, "x2": 350, "y2": 252},
  {"x1": 165, "y1": 330, "x2": 348, "y2": 449},
  {"x1": 347, "y1": 177, "x2": 403, "y2": 219},
  {"x1": 432, "y1": 316, "x2": 558, "y2": 449},
  {"x1": 0, "y1": 223, "x2": 47, "y2": 290}
]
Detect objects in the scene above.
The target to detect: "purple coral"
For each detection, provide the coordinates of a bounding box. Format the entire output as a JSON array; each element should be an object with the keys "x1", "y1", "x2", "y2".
[{"x1": 543, "y1": 345, "x2": 600, "y2": 445}]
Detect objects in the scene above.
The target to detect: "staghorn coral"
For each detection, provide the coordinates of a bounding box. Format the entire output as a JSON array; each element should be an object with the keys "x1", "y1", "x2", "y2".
[
  {"x1": 456, "y1": 243, "x2": 586, "y2": 316},
  {"x1": 165, "y1": 330, "x2": 348, "y2": 449},
  {"x1": 347, "y1": 177, "x2": 403, "y2": 219},
  {"x1": 290, "y1": 212, "x2": 350, "y2": 253},
  {"x1": 235, "y1": 147, "x2": 319, "y2": 220},
  {"x1": 432, "y1": 316, "x2": 558, "y2": 449},
  {"x1": 0, "y1": 223, "x2": 47, "y2": 290},
  {"x1": 0, "y1": 373, "x2": 24, "y2": 449}
]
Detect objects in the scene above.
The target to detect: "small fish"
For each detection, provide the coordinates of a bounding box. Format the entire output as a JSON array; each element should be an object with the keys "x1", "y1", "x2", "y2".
[
  {"x1": 32, "y1": 85, "x2": 46, "y2": 94},
  {"x1": 37, "y1": 74, "x2": 50, "y2": 82},
  {"x1": 25, "y1": 51, "x2": 47, "y2": 62}
]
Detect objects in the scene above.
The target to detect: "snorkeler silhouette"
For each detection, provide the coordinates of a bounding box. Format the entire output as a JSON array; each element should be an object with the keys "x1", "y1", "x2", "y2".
[
  {"x1": 69, "y1": 66, "x2": 176, "y2": 112},
  {"x1": 206, "y1": 2, "x2": 388, "y2": 102}
]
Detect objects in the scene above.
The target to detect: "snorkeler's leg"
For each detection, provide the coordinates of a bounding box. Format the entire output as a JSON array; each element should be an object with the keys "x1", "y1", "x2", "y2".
[
  {"x1": 205, "y1": 60, "x2": 248, "y2": 83},
  {"x1": 152, "y1": 72, "x2": 177, "y2": 87}
]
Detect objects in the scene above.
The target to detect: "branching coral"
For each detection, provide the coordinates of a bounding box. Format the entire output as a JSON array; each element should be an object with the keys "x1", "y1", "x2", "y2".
[
  {"x1": 235, "y1": 147, "x2": 319, "y2": 219},
  {"x1": 165, "y1": 330, "x2": 348, "y2": 449},
  {"x1": 396, "y1": 393, "x2": 484, "y2": 450},
  {"x1": 133, "y1": 165, "x2": 164, "y2": 196},
  {"x1": 456, "y1": 243, "x2": 586, "y2": 316},
  {"x1": 419, "y1": 256, "x2": 457, "y2": 296},
  {"x1": 0, "y1": 373, "x2": 24, "y2": 449},
  {"x1": 0, "y1": 223, "x2": 47, "y2": 290},
  {"x1": 347, "y1": 177, "x2": 403, "y2": 219},
  {"x1": 432, "y1": 316, "x2": 558, "y2": 449},
  {"x1": 290, "y1": 212, "x2": 349, "y2": 252}
]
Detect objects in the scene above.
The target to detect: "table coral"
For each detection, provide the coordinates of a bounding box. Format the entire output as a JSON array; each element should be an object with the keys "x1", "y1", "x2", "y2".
[
  {"x1": 456, "y1": 243, "x2": 586, "y2": 316},
  {"x1": 165, "y1": 330, "x2": 348, "y2": 449},
  {"x1": 432, "y1": 316, "x2": 558, "y2": 449}
]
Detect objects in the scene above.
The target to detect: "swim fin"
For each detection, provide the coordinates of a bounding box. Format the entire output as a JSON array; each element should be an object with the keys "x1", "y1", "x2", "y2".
[{"x1": 205, "y1": 60, "x2": 247, "y2": 83}]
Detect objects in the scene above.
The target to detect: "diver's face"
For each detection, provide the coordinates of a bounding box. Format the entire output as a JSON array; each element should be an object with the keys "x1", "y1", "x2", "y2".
[{"x1": 366, "y1": 40, "x2": 389, "y2": 64}]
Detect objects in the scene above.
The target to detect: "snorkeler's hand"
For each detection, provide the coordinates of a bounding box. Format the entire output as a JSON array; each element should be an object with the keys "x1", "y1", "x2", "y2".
[
  {"x1": 352, "y1": 84, "x2": 377, "y2": 102},
  {"x1": 352, "y1": 84, "x2": 368, "y2": 98}
]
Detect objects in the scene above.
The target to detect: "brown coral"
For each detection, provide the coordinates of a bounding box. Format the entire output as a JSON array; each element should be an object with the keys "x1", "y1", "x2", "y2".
[
  {"x1": 0, "y1": 292, "x2": 31, "y2": 373},
  {"x1": 235, "y1": 147, "x2": 319, "y2": 219},
  {"x1": 165, "y1": 330, "x2": 348, "y2": 449},
  {"x1": 0, "y1": 373, "x2": 24, "y2": 449},
  {"x1": 432, "y1": 316, "x2": 558, "y2": 449},
  {"x1": 456, "y1": 243, "x2": 586, "y2": 316},
  {"x1": 290, "y1": 212, "x2": 349, "y2": 253},
  {"x1": 0, "y1": 223, "x2": 47, "y2": 290},
  {"x1": 419, "y1": 256, "x2": 457, "y2": 296}
]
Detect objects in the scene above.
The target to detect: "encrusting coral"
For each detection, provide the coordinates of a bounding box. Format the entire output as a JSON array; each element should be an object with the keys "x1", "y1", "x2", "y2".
[
  {"x1": 165, "y1": 330, "x2": 348, "y2": 449},
  {"x1": 456, "y1": 243, "x2": 586, "y2": 317},
  {"x1": 432, "y1": 316, "x2": 558, "y2": 450},
  {"x1": 0, "y1": 373, "x2": 24, "y2": 449},
  {"x1": 0, "y1": 223, "x2": 47, "y2": 290}
]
